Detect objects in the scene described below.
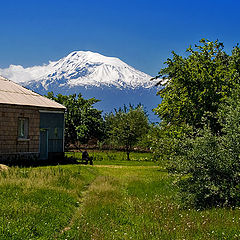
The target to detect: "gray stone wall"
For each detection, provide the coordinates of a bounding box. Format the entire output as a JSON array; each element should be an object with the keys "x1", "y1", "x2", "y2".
[{"x1": 0, "y1": 104, "x2": 40, "y2": 155}]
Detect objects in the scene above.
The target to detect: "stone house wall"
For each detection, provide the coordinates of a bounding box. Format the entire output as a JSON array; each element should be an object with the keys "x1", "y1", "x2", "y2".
[{"x1": 0, "y1": 104, "x2": 40, "y2": 160}]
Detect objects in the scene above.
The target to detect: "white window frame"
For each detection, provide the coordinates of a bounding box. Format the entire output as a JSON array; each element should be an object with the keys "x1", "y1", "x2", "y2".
[{"x1": 18, "y1": 118, "x2": 29, "y2": 139}]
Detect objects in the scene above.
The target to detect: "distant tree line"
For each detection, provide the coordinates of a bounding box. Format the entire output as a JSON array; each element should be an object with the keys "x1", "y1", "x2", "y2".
[{"x1": 46, "y1": 92, "x2": 150, "y2": 160}]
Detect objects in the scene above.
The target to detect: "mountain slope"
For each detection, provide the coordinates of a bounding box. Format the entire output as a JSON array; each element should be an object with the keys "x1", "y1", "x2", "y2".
[
  {"x1": 0, "y1": 51, "x2": 160, "y2": 121},
  {"x1": 0, "y1": 51, "x2": 155, "y2": 90}
]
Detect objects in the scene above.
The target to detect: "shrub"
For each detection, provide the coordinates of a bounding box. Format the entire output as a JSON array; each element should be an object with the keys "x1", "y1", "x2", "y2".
[
  {"x1": 147, "y1": 123, "x2": 193, "y2": 170},
  {"x1": 178, "y1": 91, "x2": 240, "y2": 208}
]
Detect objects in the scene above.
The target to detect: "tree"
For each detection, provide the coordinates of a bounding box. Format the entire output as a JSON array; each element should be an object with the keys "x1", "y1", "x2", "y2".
[
  {"x1": 46, "y1": 92, "x2": 105, "y2": 149},
  {"x1": 151, "y1": 39, "x2": 240, "y2": 208},
  {"x1": 153, "y1": 39, "x2": 240, "y2": 133},
  {"x1": 105, "y1": 105, "x2": 149, "y2": 160},
  {"x1": 146, "y1": 122, "x2": 193, "y2": 168},
  {"x1": 178, "y1": 89, "x2": 240, "y2": 208}
]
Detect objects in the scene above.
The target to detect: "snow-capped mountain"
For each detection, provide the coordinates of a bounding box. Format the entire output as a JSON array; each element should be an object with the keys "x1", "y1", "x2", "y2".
[
  {"x1": 0, "y1": 51, "x2": 160, "y2": 122},
  {"x1": 0, "y1": 51, "x2": 155, "y2": 91}
]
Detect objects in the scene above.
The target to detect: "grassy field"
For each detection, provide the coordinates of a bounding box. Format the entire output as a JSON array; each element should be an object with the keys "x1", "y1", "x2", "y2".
[
  {"x1": 66, "y1": 150, "x2": 155, "y2": 166},
  {"x1": 0, "y1": 153, "x2": 240, "y2": 239}
]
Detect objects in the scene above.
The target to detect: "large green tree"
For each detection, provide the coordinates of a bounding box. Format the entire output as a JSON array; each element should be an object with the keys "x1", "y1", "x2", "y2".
[
  {"x1": 152, "y1": 39, "x2": 240, "y2": 208},
  {"x1": 105, "y1": 105, "x2": 149, "y2": 160},
  {"x1": 46, "y1": 92, "x2": 105, "y2": 149},
  {"x1": 177, "y1": 89, "x2": 240, "y2": 208},
  {"x1": 154, "y1": 39, "x2": 240, "y2": 133}
]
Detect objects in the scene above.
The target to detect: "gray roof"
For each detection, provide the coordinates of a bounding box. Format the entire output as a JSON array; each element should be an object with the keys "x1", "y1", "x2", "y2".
[{"x1": 0, "y1": 76, "x2": 66, "y2": 110}]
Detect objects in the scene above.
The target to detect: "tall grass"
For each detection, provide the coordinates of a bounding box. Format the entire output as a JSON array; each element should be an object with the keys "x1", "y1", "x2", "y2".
[
  {"x1": 1, "y1": 152, "x2": 240, "y2": 239},
  {"x1": 61, "y1": 166, "x2": 240, "y2": 240},
  {"x1": 0, "y1": 166, "x2": 97, "y2": 239}
]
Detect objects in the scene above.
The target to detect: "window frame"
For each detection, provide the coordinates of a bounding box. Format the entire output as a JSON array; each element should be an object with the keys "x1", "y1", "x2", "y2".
[{"x1": 18, "y1": 117, "x2": 29, "y2": 140}]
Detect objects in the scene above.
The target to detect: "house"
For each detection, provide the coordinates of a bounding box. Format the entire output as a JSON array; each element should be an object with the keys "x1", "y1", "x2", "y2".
[{"x1": 0, "y1": 76, "x2": 66, "y2": 162}]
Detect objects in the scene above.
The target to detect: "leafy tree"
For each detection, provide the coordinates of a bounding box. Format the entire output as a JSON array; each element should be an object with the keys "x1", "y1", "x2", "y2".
[
  {"x1": 147, "y1": 122, "x2": 193, "y2": 168},
  {"x1": 151, "y1": 38, "x2": 240, "y2": 173},
  {"x1": 46, "y1": 92, "x2": 105, "y2": 149},
  {"x1": 177, "y1": 89, "x2": 240, "y2": 208},
  {"x1": 105, "y1": 105, "x2": 149, "y2": 160},
  {"x1": 151, "y1": 39, "x2": 240, "y2": 208},
  {"x1": 153, "y1": 39, "x2": 240, "y2": 133}
]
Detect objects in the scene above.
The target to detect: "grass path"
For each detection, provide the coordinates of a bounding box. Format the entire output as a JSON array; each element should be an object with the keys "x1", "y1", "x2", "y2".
[
  {"x1": 59, "y1": 164, "x2": 161, "y2": 236},
  {"x1": 2, "y1": 161, "x2": 240, "y2": 239},
  {"x1": 60, "y1": 164, "x2": 240, "y2": 240},
  {"x1": 57, "y1": 181, "x2": 92, "y2": 236},
  {"x1": 59, "y1": 164, "x2": 173, "y2": 239},
  {"x1": 0, "y1": 165, "x2": 98, "y2": 239},
  {"x1": 58, "y1": 171, "x2": 127, "y2": 239}
]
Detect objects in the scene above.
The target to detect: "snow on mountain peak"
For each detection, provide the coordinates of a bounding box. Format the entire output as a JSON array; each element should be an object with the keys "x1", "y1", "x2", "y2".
[
  {"x1": 0, "y1": 51, "x2": 155, "y2": 90},
  {"x1": 64, "y1": 51, "x2": 124, "y2": 67}
]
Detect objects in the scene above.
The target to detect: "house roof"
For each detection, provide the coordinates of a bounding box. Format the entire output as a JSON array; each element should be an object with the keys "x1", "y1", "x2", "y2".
[{"x1": 0, "y1": 76, "x2": 66, "y2": 110}]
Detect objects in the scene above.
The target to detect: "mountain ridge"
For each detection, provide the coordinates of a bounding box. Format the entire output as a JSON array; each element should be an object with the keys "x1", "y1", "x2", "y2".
[
  {"x1": 0, "y1": 51, "x2": 160, "y2": 122},
  {"x1": 0, "y1": 51, "x2": 156, "y2": 90}
]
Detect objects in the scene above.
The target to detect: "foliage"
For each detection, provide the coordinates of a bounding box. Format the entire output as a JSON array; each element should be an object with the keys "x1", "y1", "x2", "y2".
[
  {"x1": 146, "y1": 122, "x2": 193, "y2": 169},
  {"x1": 150, "y1": 39, "x2": 240, "y2": 208},
  {"x1": 46, "y1": 92, "x2": 105, "y2": 149},
  {"x1": 176, "y1": 89, "x2": 240, "y2": 208},
  {"x1": 105, "y1": 105, "x2": 149, "y2": 160},
  {"x1": 154, "y1": 39, "x2": 240, "y2": 133}
]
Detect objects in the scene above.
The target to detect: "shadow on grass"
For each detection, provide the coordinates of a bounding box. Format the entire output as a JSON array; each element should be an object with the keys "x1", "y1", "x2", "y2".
[{"x1": 0, "y1": 155, "x2": 91, "y2": 168}]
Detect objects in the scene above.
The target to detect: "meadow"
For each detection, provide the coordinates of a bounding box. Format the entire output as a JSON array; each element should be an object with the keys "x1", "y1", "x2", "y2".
[{"x1": 0, "y1": 152, "x2": 240, "y2": 239}]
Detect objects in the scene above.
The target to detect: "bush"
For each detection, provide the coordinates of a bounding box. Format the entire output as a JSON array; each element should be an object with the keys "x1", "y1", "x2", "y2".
[
  {"x1": 177, "y1": 91, "x2": 240, "y2": 208},
  {"x1": 147, "y1": 123, "x2": 193, "y2": 170}
]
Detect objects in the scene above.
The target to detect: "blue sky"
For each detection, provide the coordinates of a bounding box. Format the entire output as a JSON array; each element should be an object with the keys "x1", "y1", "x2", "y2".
[{"x1": 0, "y1": 0, "x2": 239, "y2": 76}]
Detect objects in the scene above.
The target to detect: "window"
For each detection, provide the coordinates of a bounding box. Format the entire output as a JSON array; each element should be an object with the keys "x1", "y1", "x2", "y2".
[{"x1": 18, "y1": 118, "x2": 29, "y2": 139}]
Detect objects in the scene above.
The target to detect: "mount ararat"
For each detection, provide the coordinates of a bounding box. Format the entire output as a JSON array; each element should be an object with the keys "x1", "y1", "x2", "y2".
[{"x1": 0, "y1": 51, "x2": 160, "y2": 121}]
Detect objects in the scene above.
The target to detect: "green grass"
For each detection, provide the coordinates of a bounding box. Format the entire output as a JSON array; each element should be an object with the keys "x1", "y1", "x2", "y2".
[
  {"x1": 66, "y1": 150, "x2": 156, "y2": 166},
  {"x1": 1, "y1": 152, "x2": 240, "y2": 239},
  {"x1": 0, "y1": 165, "x2": 98, "y2": 239},
  {"x1": 60, "y1": 166, "x2": 240, "y2": 240}
]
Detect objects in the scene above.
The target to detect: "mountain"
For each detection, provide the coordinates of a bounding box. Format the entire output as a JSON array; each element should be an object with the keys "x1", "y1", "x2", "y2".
[
  {"x1": 0, "y1": 51, "x2": 160, "y2": 121},
  {"x1": 0, "y1": 51, "x2": 155, "y2": 89}
]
